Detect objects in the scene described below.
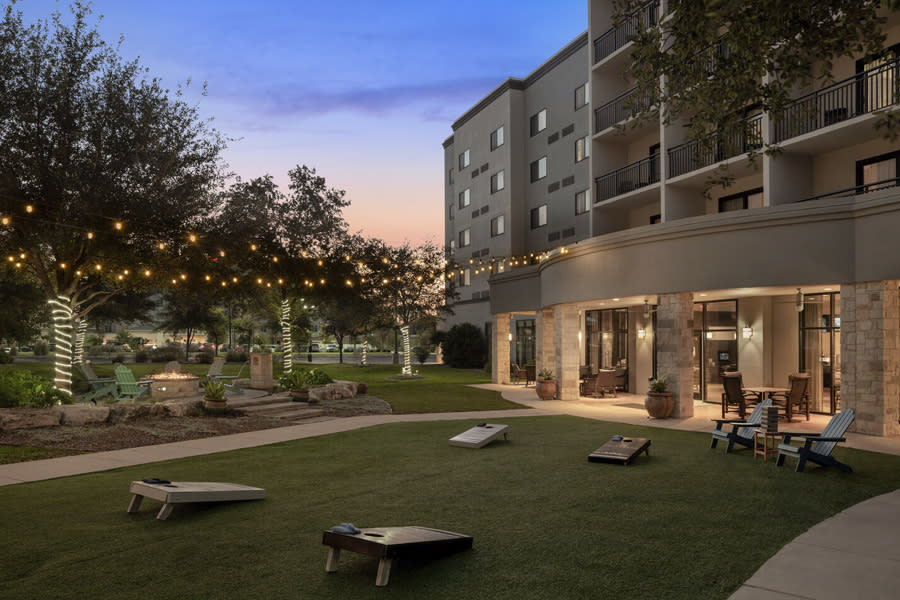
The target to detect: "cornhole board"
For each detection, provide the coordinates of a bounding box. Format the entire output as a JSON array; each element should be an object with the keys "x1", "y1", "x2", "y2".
[
  {"x1": 448, "y1": 423, "x2": 509, "y2": 448},
  {"x1": 323, "y1": 526, "x2": 473, "y2": 586},
  {"x1": 588, "y1": 437, "x2": 651, "y2": 466},
  {"x1": 126, "y1": 481, "x2": 265, "y2": 520}
]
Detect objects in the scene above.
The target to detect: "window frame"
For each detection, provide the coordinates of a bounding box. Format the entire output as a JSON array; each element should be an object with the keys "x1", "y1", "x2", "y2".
[
  {"x1": 575, "y1": 189, "x2": 589, "y2": 215},
  {"x1": 574, "y1": 82, "x2": 589, "y2": 110},
  {"x1": 490, "y1": 170, "x2": 505, "y2": 193},
  {"x1": 530, "y1": 156, "x2": 548, "y2": 182},
  {"x1": 458, "y1": 228, "x2": 470, "y2": 248},
  {"x1": 458, "y1": 149, "x2": 470, "y2": 170},
  {"x1": 856, "y1": 150, "x2": 900, "y2": 192},
  {"x1": 575, "y1": 136, "x2": 590, "y2": 162},
  {"x1": 530, "y1": 204, "x2": 548, "y2": 229},
  {"x1": 490, "y1": 125, "x2": 505, "y2": 150},
  {"x1": 491, "y1": 214, "x2": 505, "y2": 237},
  {"x1": 718, "y1": 187, "x2": 763, "y2": 213},
  {"x1": 458, "y1": 188, "x2": 471, "y2": 209},
  {"x1": 530, "y1": 108, "x2": 547, "y2": 137}
]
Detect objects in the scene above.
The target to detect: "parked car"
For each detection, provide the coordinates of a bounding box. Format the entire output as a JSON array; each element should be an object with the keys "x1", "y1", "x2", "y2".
[{"x1": 325, "y1": 343, "x2": 338, "y2": 352}]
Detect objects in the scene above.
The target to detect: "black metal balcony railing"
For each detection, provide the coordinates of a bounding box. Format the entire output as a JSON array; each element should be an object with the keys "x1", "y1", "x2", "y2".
[
  {"x1": 594, "y1": 154, "x2": 661, "y2": 203},
  {"x1": 686, "y1": 36, "x2": 732, "y2": 81},
  {"x1": 594, "y1": 86, "x2": 657, "y2": 133},
  {"x1": 794, "y1": 177, "x2": 900, "y2": 204},
  {"x1": 667, "y1": 114, "x2": 763, "y2": 178},
  {"x1": 593, "y1": 1, "x2": 659, "y2": 64},
  {"x1": 775, "y1": 56, "x2": 900, "y2": 143}
]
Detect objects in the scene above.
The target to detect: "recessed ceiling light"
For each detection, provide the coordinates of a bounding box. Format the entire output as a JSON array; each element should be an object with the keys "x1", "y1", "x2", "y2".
[
  {"x1": 824, "y1": 287, "x2": 832, "y2": 291},
  {"x1": 700, "y1": 293, "x2": 708, "y2": 297}
]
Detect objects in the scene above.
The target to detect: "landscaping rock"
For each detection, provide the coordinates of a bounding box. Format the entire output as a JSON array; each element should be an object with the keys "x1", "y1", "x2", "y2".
[
  {"x1": 0, "y1": 408, "x2": 62, "y2": 430},
  {"x1": 58, "y1": 405, "x2": 110, "y2": 426},
  {"x1": 308, "y1": 381, "x2": 358, "y2": 402},
  {"x1": 107, "y1": 403, "x2": 154, "y2": 423},
  {"x1": 159, "y1": 399, "x2": 203, "y2": 417}
]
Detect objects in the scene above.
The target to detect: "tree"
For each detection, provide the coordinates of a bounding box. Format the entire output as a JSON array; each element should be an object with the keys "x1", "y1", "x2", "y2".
[
  {"x1": 156, "y1": 290, "x2": 221, "y2": 360},
  {"x1": 0, "y1": 267, "x2": 48, "y2": 344},
  {"x1": 0, "y1": 3, "x2": 226, "y2": 391},
  {"x1": 616, "y1": 0, "x2": 900, "y2": 187},
  {"x1": 439, "y1": 323, "x2": 487, "y2": 369}
]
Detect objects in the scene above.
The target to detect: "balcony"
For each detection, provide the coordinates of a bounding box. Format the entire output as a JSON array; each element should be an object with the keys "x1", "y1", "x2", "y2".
[
  {"x1": 594, "y1": 154, "x2": 660, "y2": 203},
  {"x1": 774, "y1": 56, "x2": 900, "y2": 143},
  {"x1": 593, "y1": 1, "x2": 659, "y2": 64},
  {"x1": 594, "y1": 86, "x2": 656, "y2": 134},
  {"x1": 667, "y1": 114, "x2": 763, "y2": 178}
]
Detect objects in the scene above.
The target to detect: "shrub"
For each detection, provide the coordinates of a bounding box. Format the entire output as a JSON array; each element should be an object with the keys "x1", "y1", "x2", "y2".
[
  {"x1": 439, "y1": 323, "x2": 487, "y2": 369},
  {"x1": 357, "y1": 382, "x2": 368, "y2": 394},
  {"x1": 33, "y1": 340, "x2": 49, "y2": 356},
  {"x1": 413, "y1": 346, "x2": 430, "y2": 365},
  {"x1": 0, "y1": 370, "x2": 72, "y2": 408},
  {"x1": 134, "y1": 350, "x2": 150, "y2": 363},
  {"x1": 304, "y1": 368, "x2": 334, "y2": 386},
  {"x1": 112, "y1": 354, "x2": 127, "y2": 364},
  {"x1": 196, "y1": 350, "x2": 215, "y2": 364},
  {"x1": 0, "y1": 351, "x2": 12, "y2": 364},
  {"x1": 279, "y1": 369, "x2": 308, "y2": 390},
  {"x1": 150, "y1": 347, "x2": 181, "y2": 362},
  {"x1": 226, "y1": 351, "x2": 248, "y2": 363}
]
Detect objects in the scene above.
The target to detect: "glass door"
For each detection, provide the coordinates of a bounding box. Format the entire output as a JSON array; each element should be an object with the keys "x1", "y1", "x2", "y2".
[
  {"x1": 514, "y1": 319, "x2": 535, "y2": 367},
  {"x1": 692, "y1": 300, "x2": 739, "y2": 401},
  {"x1": 585, "y1": 308, "x2": 629, "y2": 391},
  {"x1": 799, "y1": 293, "x2": 840, "y2": 414}
]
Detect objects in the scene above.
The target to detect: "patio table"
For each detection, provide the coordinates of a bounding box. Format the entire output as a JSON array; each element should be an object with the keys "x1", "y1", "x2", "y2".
[{"x1": 743, "y1": 386, "x2": 791, "y2": 420}]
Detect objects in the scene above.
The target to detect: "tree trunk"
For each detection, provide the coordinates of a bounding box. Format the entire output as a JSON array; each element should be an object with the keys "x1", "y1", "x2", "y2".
[
  {"x1": 72, "y1": 319, "x2": 88, "y2": 366},
  {"x1": 49, "y1": 296, "x2": 74, "y2": 396},
  {"x1": 281, "y1": 298, "x2": 292, "y2": 375},
  {"x1": 401, "y1": 325, "x2": 412, "y2": 375},
  {"x1": 184, "y1": 327, "x2": 193, "y2": 361}
]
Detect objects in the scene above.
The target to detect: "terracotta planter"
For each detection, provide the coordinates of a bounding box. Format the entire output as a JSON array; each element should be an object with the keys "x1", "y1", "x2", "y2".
[
  {"x1": 536, "y1": 379, "x2": 557, "y2": 400},
  {"x1": 645, "y1": 392, "x2": 674, "y2": 418},
  {"x1": 291, "y1": 389, "x2": 309, "y2": 402},
  {"x1": 203, "y1": 398, "x2": 227, "y2": 415}
]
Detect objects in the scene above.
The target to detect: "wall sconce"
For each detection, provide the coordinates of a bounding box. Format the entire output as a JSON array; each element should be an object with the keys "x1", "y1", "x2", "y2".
[
  {"x1": 742, "y1": 326, "x2": 753, "y2": 339},
  {"x1": 795, "y1": 288, "x2": 804, "y2": 312},
  {"x1": 706, "y1": 332, "x2": 712, "y2": 339},
  {"x1": 637, "y1": 328, "x2": 646, "y2": 339},
  {"x1": 508, "y1": 332, "x2": 513, "y2": 342},
  {"x1": 578, "y1": 331, "x2": 583, "y2": 342}
]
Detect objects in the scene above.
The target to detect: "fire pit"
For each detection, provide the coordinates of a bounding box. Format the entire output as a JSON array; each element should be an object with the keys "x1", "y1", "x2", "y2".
[{"x1": 147, "y1": 372, "x2": 200, "y2": 400}]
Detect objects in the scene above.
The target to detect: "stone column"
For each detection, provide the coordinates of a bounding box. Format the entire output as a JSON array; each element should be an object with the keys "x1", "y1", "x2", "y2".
[
  {"x1": 656, "y1": 292, "x2": 695, "y2": 417},
  {"x1": 554, "y1": 304, "x2": 581, "y2": 401},
  {"x1": 492, "y1": 313, "x2": 511, "y2": 385},
  {"x1": 536, "y1": 307, "x2": 555, "y2": 375},
  {"x1": 840, "y1": 281, "x2": 900, "y2": 436}
]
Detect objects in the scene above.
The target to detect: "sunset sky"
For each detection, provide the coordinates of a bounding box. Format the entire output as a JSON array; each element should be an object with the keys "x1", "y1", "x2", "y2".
[{"x1": 15, "y1": 0, "x2": 586, "y2": 245}]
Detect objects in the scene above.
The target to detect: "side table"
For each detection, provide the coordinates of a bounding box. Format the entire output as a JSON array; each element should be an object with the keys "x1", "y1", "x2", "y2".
[{"x1": 753, "y1": 429, "x2": 780, "y2": 461}]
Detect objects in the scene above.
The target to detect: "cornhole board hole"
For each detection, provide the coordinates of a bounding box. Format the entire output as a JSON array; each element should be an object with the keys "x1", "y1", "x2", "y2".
[
  {"x1": 588, "y1": 437, "x2": 651, "y2": 466},
  {"x1": 126, "y1": 481, "x2": 265, "y2": 520},
  {"x1": 448, "y1": 423, "x2": 509, "y2": 448},
  {"x1": 323, "y1": 526, "x2": 473, "y2": 586}
]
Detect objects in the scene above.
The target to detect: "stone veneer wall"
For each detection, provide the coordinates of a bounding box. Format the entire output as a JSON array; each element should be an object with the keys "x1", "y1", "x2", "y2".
[
  {"x1": 554, "y1": 304, "x2": 581, "y2": 400},
  {"x1": 492, "y1": 313, "x2": 511, "y2": 385},
  {"x1": 840, "y1": 281, "x2": 900, "y2": 436},
  {"x1": 536, "y1": 307, "x2": 555, "y2": 376},
  {"x1": 656, "y1": 292, "x2": 695, "y2": 417}
]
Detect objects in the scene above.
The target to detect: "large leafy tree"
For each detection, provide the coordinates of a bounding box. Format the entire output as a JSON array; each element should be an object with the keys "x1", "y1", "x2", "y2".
[
  {"x1": 0, "y1": 267, "x2": 48, "y2": 344},
  {"x1": 616, "y1": 0, "x2": 900, "y2": 175},
  {"x1": 0, "y1": 3, "x2": 226, "y2": 390}
]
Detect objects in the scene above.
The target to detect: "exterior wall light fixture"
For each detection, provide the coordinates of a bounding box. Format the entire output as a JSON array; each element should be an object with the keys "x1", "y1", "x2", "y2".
[
  {"x1": 637, "y1": 328, "x2": 646, "y2": 339},
  {"x1": 742, "y1": 327, "x2": 753, "y2": 339}
]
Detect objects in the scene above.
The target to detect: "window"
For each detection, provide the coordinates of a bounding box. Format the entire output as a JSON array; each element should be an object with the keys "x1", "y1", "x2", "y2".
[
  {"x1": 575, "y1": 136, "x2": 590, "y2": 162},
  {"x1": 458, "y1": 149, "x2": 470, "y2": 169},
  {"x1": 530, "y1": 156, "x2": 547, "y2": 182},
  {"x1": 490, "y1": 170, "x2": 505, "y2": 193},
  {"x1": 449, "y1": 239, "x2": 455, "y2": 255},
  {"x1": 856, "y1": 150, "x2": 899, "y2": 193},
  {"x1": 448, "y1": 169, "x2": 454, "y2": 184},
  {"x1": 491, "y1": 215, "x2": 505, "y2": 236},
  {"x1": 718, "y1": 187, "x2": 763, "y2": 213},
  {"x1": 530, "y1": 205, "x2": 547, "y2": 229},
  {"x1": 461, "y1": 268, "x2": 471, "y2": 287},
  {"x1": 458, "y1": 228, "x2": 470, "y2": 248},
  {"x1": 575, "y1": 82, "x2": 589, "y2": 109},
  {"x1": 650, "y1": 214, "x2": 661, "y2": 224},
  {"x1": 575, "y1": 190, "x2": 589, "y2": 215},
  {"x1": 458, "y1": 188, "x2": 470, "y2": 208},
  {"x1": 490, "y1": 126, "x2": 504, "y2": 150},
  {"x1": 448, "y1": 203, "x2": 454, "y2": 220},
  {"x1": 530, "y1": 109, "x2": 547, "y2": 136}
]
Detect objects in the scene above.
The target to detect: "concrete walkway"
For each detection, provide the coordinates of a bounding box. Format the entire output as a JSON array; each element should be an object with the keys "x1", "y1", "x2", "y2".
[{"x1": 2, "y1": 383, "x2": 899, "y2": 599}]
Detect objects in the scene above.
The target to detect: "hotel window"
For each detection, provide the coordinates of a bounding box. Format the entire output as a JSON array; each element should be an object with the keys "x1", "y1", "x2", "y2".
[
  {"x1": 461, "y1": 268, "x2": 471, "y2": 287},
  {"x1": 575, "y1": 190, "x2": 589, "y2": 215},
  {"x1": 575, "y1": 82, "x2": 589, "y2": 109},
  {"x1": 530, "y1": 204, "x2": 547, "y2": 229},
  {"x1": 575, "y1": 136, "x2": 590, "y2": 162},
  {"x1": 718, "y1": 188, "x2": 763, "y2": 213},
  {"x1": 448, "y1": 203, "x2": 454, "y2": 220},
  {"x1": 530, "y1": 156, "x2": 547, "y2": 182},
  {"x1": 448, "y1": 168, "x2": 453, "y2": 184},
  {"x1": 530, "y1": 108, "x2": 547, "y2": 136},
  {"x1": 490, "y1": 126, "x2": 505, "y2": 150},
  {"x1": 856, "y1": 150, "x2": 899, "y2": 192},
  {"x1": 491, "y1": 215, "x2": 505, "y2": 237},
  {"x1": 449, "y1": 240, "x2": 455, "y2": 255},
  {"x1": 459, "y1": 228, "x2": 470, "y2": 248},
  {"x1": 458, "y1": 149, "x2": 470, "y2": 169},
  {"x1": 490, "y1": 170, "x2": 505, "y2": 193},
  {"x1": 458, "y1": 188, "x2": 470, "y2": 208}
]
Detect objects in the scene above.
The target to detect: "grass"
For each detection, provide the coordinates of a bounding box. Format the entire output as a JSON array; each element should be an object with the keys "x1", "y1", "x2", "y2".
[
  {"x1": 1, "y1": 415, "x2": 898, "y2": 599},
  {"x1": 0, "y1": 445, "x2": 78, "y2": 464}
]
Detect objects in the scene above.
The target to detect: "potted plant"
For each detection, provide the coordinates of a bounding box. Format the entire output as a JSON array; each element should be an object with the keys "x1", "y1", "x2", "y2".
[
  {"x1": 645, "y1": 377, "x2": 674, "y2": 418},
  {"x1": 535, "y1": 368, "x2": 557, "y2": 400},
  {"x1": 280, "y1": 369, "x2": 309, "y2": 402},
  {"x1": 201, "y1": 379, "x2": 228, "y2": 414}
]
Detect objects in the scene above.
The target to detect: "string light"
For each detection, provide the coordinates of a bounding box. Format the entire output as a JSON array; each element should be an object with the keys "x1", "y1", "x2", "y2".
[
  {"x1": 1, "y1": 216, "x2": 9, "y2": 225},
  {"x1": 25, "y1": 205, "x2": 33, "y2": 213},
  {"x1": 114, "y1": 221, "x2": 123, "y2": 230}
]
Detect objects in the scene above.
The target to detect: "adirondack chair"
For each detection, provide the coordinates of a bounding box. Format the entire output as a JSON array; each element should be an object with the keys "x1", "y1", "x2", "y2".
[
  {"x1": 776, "y1": 409, "x2": 855, "y2": 472},
  {"x1": 221, "y1": 361, "x2": 248, "y2": 395},
  {"x1": 710, "y1": 398, "x2": 773, "y2": 453},
  {"x1": 75, "y1": 363, "x2": 117, "y2": 403},
  {"x1": 113, "y1": 364, "x2": 152, "y2": 402}
]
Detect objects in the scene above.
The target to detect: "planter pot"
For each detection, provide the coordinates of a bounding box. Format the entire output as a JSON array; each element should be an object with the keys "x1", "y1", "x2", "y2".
[
  {"x1": 645, "y1": 392, "x2": 674, "y2": 418},
  {"x1": 536, "y1": 379, "x2": 557, "y2": 400},
  {"x1": 290, "y1": 389, "x2": 309, "y2": 402},
  {"x1": 203, "y1": 398, "x2": 227, "y2": 415}
]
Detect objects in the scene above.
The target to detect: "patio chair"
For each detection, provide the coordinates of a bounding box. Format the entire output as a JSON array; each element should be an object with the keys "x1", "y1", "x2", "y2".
[
  {"x1": 771, "y1": 373, "x2": 810, "y2": 421},
  {"x1": 222, "y1": 361, "x2": 248, "y2": 395},
  {"x1": 776, "y1": 408, "x2": 855, "y2": 472},
  {"x1": 710, "y1": 398, "x2": 773, "y2": 453},
  {"x1": 596, "y1": 369, "x2": 617, "y2": 397},
  {"x1": 75, "y1": 363, "x2": 117, "y2": 404},
  {"x1": 525, "y1": 365, "x2": 536, "y2": 387},
  {"x1": 511, "y1": 364, "x2": 528, "y2": 385},
  {"x1": 721, "y1": 372, "x2": 760, "y2": 418},
  {"x1": 113, "y1": 364, "x2": 152, "y2": 402}
]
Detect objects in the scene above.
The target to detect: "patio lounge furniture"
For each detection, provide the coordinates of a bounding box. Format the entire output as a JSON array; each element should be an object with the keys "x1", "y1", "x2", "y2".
[
  {"x1": 771, "y1": 373, "x2": 810, "y2": 421},
  {"x1": 75, "y1": 363, "x2": 117, "y2": 403},
  {"x1": 721, "y1": 371, "x2": 760, "y2": 418},
  {"x1": 511, "y1": 364, "x2": 528, "y2": 385},
  {"x1": 113, "y1": 364, "x2": 152, "y2": 402},
  {"x1": 776, "y1": 408, "x2": 855, "y2": 472},
  {"x1": 127, "y1": 480, "x2": 265, "y2": 520},
  {"x1": 525, "y1": 365, "x2": 536, "y2": 387},
  {"x1": 710, "y1": 398, "x2": 773, "y2": 453},
  {"x1": 448, "y1": 423, "x2": 509, "y2": 448},
  {"x1": 596, "y1": 369, "x2": 617, "y2": 397}
]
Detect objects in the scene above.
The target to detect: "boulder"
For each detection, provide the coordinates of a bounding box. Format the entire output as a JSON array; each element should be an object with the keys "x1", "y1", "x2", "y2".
[
  {"x1": 58, "y1": 404, "x2": 111, "y2": 426},
  {"x1": 158, "y1": 399, "x2": 203, "y2": 417},
  {"x1": 0, "y1": 408, "x2": 62, "y2": 430},
  {"x1": 308, "y1": 381, "x2": 358, "y2": 403}
]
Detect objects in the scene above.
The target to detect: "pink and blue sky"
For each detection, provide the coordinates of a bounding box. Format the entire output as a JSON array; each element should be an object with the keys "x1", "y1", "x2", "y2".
[{"x1": 15, "y1": 0, "x2": 586, "y2": 244}]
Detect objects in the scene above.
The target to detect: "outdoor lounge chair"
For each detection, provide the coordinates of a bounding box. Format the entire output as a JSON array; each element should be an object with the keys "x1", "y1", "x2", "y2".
[
  {"x1": 776, "y1": 408, "x2": 855, "y2": 472},
  {"x1": 75, "y1": 363, "x2": 117, "y2": 403},
  {"x1": 113, "y1": 364, "x2": 152, "y2": 402},
  {"x1": 525, "y1": 365, "x2": 536, "y2": 387},
  {"x1": 511, "y1": 364, "x2": 528, "y2": 385},
  {"x1": 771, "y1": 373, "x2": 810, "y2": 421},
  {"x1": 710, "y1": 398, "x2": 773, "y2": 453},
  {"x1": 721, "y1": 371, "x2": 760, "y2": 418}
]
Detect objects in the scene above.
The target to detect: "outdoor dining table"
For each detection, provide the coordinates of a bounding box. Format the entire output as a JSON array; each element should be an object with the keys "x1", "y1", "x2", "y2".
[{"x1": 743, "y1": 386, "x2": 791, "y2": 420}]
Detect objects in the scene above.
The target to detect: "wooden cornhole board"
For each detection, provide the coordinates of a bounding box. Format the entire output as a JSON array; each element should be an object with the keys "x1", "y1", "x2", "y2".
[
  {"x1": 448, "y1": 423, "x2": 509, "y2": 448},
  {"x1": 127, "y1": 481, "x2": 265, "y2": 520},
  {"x1": 588, "y1": 437, "x2": 651, "y2": 466},
  {"x1": 323, "y1": 526, "x2": 473, "y2": 586}
]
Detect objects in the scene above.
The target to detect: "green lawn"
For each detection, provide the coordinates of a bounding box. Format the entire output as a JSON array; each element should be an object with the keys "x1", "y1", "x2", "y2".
[{"x1": 1, "y1": 415, "x2": 898, "y2": 599}]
